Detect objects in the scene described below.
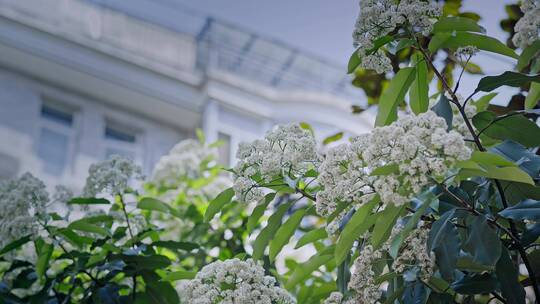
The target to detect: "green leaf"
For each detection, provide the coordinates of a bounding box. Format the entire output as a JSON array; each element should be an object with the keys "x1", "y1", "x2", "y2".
[
  {"x1": 499, "y1": 199, "x2": 540, "y2": 221},
  {"x1": 370, "y1": 163, "x2": 400, "y2": 176},
  {"x1": 204, "y1": 188, "x2": 235, "y2": 222},
  {"x1": 463, "y1": 215, "x2": 501, "y2": 267},
  {"x1": 525, "y1": 82, "x2": 540, "y2": 109},
  {"x1": 471, "y1": 93, "x2": 497, "y2": 112},
  {"x1": 432, "y1": 17, "x2": 485, "y2": 34},
  {"x1": 428, "y1": 210, "x2": 460, "y2": 281},
  {"x1": 195, "y1": 128, "x2": 205, "y2": 144},
  {"x1": 456, "y1": 254, "x2": 495, "y2": 272},
  {"x1": 517, "y1": 40, "x2": 540, "y2": 71},
  {"x1": 429, "y1": 32, "x2": 518, "y2": 59},
  {"x1": 451, "y1": 273, "x2": 497, "y2": 295},
  {"x1": 375, "y1": 67, "x2": 416, "y2": 126},
  {"x1": 68, "y1": 221, "x2": 110, "y2": 236},
  {"x1": 0, "y1": 235, "x2": 32, "y2": 256},
  {"x1": 141, "y1": 272, "x2": 179, "y2": 304},
  {"x1": 348, "y1": 49, "x2": 361, "y2": 74},
  {"x1": 285, "y1": 253, "x2": 334, "y2": 289},
  {"x1": 474, "y1": 71, "x2": 540, "y2": 93},
  {"x1": 335, "y1": 198, "x2": 379, "y2": 264},
  {"x1": 138, "y1": 197, "x2": 170, "y2": 214},
  {"x1": 163, "y1": 271, "x2": 197, "y2": 281},
  {"x1": 68, "y1": 197, "x2": 110, "y2": 205},
  {"x1": 35, "y1": 241, "x2": 53, "y2": 282},
  {"x1": 473, "y1": 111, "x2": 540, "y2": 148},
  {"x1": 252, "y1": 201, "x2": 292, "y2": 260},
  {"x1": 459, "y1": 165, "x2": 534, "y2": 185},
  {"x1": 470, "y1": 151, "x2": 516, "y2": 167},
  {"x1": 322, "y1": 132, "x2": 344, "y2": 145},
  {"x1": 496, "y1": 247, "x2": 526, "y2": 304},
  {"x1": 247, "y1": 193, "x2": 275, "y2": 233},
  {"x1": 371, "y1": 203, "x2": 405, "y2": 249},
  {"x1": 269, "y1": 208, "x2": 307, "y2": 261},
  {"x1": 409, "y1": 54, "x2": 429, "y2": 114},
  {"x1": 295, "y1": 228, "x2": 327, "y2": 249},
  {"x1": 151, "y1": 241, "x2": 199, "y2": 251}
]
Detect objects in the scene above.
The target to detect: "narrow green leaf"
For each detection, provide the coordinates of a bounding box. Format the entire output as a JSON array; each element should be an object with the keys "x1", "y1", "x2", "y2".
[
  {"x1": 269, "y1": 208, "x2": 307, "y2": 261},
  {"x1": 247, "y1": 193, "x2": 275, "y2": 233},
  {"x1": 517, "y1": 40, "x2": 540, "y2": 71},
  {"x1": 464, "y1": 215, "x2": 501, "y2": 267},
  {"x1": 429, "y1": 32, "x2": 518, "y2": 59},
  {"x1": 68, "y1": 221, "x2": 110, "y2": 236},
  {"x1": 36, "y1": 241, "x2": 53, "y2": 282},
  {"x1": 138, "y1": 197, "x2": 170, "y2": 213},
  {"x1": 474, "y1": 71, "x2": 540, "y2": 93},
  {"x1": 0, "y1": 235, "x2": 32, "y2": 256},
  {"x1": 499, "y1": 199, "x2": 540, "y2": 221},
  {"x1": 375, "y1": 67, "x2": 416, "y2": 126},
  {"x1": 204, "y1": 188, "x2": 235, "y2": 222},
  {"x1": 409, "y1": 54, "x2": 429, "y2": 114},
  {"x1": 496, "y1": 247, "x2": 526, "y2": 304},
  {"x1": 68, "y1": 197, "x2": 110, "y2": 205},
  {"x1": 322, "y1": 132, "x2": 344, "y2": 145},
  {"x1": 371, "y1": 203, "x2": 405, "y2": 249},
  {"x1": 335, "y1": 198, "x2": 379, "y2": 264},
  {"x1": 285, "y1": 253, "x2": 334, "y2": 289},
  {"x1": 432, "y1": 17, "x2": 485, "y2": 34},
  {"x1": 295, "y1": 228, "x2": 327, "y2": 249},
  {"x1": 252, "y1": 201, "x2": 292, "y2": 260},
  {"x1": 451, "y1": 273, "x2": 497, "y2": 295},
  {"x1": 163, "y1": 271, "x2": 197, "y2": 281},
  {"x1": 151, "y1": 241, "x2": 199, "y2": 251},
  {"x1": 525, "y1": 82, "x2": 540, "y2": 109},
  {"x1": 348, "y1": 49, "x2": 361, "y2": 74},
  {"x1": 471, "y1": 93, "x2": 497, "y2": 112},
  {"x1": 456, "y1": 254, "x2": 495, "y2": 272}
]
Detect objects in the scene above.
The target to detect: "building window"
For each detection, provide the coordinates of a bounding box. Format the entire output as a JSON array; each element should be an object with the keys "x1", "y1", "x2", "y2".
[
  {"x1": 217, "y1": 132, "x2": 231, "y2": 167},
  {"x1": 37, "y1": 103, "x2": 76, "y2": 176},
  {"x1": 103, "y1": 121, "x2": 140, "y2": 162}
]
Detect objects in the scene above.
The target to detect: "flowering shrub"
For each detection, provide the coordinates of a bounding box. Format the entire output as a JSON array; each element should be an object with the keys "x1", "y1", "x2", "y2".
[{"x1": 2, "y1": 1, "x2": 540, "y2": 303}]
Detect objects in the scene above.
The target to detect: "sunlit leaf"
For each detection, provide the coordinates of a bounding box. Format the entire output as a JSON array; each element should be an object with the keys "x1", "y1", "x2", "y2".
[
  {"x1": 269, "y1": 208, "x2": 307, "y2": 261},
  {"x1": 375, "y1": 67, "x2": 416, "y2": 126},
  {"x1": 204, "y1": 188, "x2": 235, "y2": 222}
]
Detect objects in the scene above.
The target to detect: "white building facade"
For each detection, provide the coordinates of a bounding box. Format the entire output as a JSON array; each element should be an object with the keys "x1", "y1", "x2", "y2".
[{"x1": 0, "y1": 0, "x2": 372, "y2": 188}]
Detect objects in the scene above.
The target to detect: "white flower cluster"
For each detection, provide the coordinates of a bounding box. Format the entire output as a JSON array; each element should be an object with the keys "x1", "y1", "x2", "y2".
[
  {"x1": 0, "y1": 173, "x2": 49, "y2": 247},
  {"x1": 316, "y1": 111, "x2": 470, "y2": 224},
  {"x1": 323, "y1": 292, "x2": 355, "y2": 304},
  {"x1": 513, "y1": 0, "x2": 540, "y2": 49},
  {"x1": 83, "y1": 155, "x2": 143, "y2": 197},
  {"x1": 454, "y1": 45, "x2": 479, "y2": 58},
  {"x1": 348, "y1": 245, "x2": 384, "y2": 304},
  {"x1": 392, "y1": 227, "x2": 435, "y2": 282},
  {"x1": 152, "y1": 139, "x2": 217, "y2": 188},
  {"x1": 179, "y1": 258, "x2": 295, "y2": 304},
  {"x1": 352, "y1": 0, "x2": 442, "y2": 74},
  {"x1": 233, "y1": 124, "x2": 320, "y2": 203}
]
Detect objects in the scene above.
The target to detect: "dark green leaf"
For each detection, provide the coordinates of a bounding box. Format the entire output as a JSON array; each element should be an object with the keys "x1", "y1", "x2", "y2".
[
  {"x1": 410, "y1": 54, "x2": 429, "y2": 115},
  {"x1": 499, "y1": 199, "x2": 540, "y2": 221},
  {"x1": 517, "y1": 40, "x2": 540, "y2": 71},
  {"x1": 138, "y1": 197, "x2": 170, "y2": 214},
  {"x1": 370, "y1": 163, "x2": 400, "y2": 176},
  {"x1": 375, "y1": 67, "x2": 416, "y2": 126},
  {"x1": 431, "y1": 94, "x2": 453, "y2": 130},
  {"x1": 464, "y1": 215, "x2": 501, "y2": 267},
  {"x1": 451, "y1": 273, "x2": 497, "y2": 295},
  {"x1": 163, "y1": 271, "x2": 196, "y2": 281},
  {"x1": 372, "y1": 203, "x2": 405, "y2": 249},
  {"x1": 522, "y1": 223, "x2": 540, "y2": 246},
  {"x1": 35, "y1": 241, "x2": 53, "y2": 282},
  {"x1": 471, "y1": 93, "x2": 497, "y2": 112},
  {"x1": 473, "y1": 111, "x2": 540, "y2": 148},
  {"x1": 474, "y1": 71, "x2": 540, "y2": 93},
  {"x1": 68, "y1": 221, "x2": 110, "y2": 236},
  {"x1": 496, "y1": 247, "x2": 526, "y2": 304},
  {"x1": 68, "y1": 197, "x2": 110, "y2": 205},
  {"x1": 0, "y1": 235, "x2": 32, "y2": 256},
  {"x1": 428, "y1": 210, "x2": 460, "y2": 281},
  {"x1": 285, "y1": 253, "x2": 333, "y2": 289},
  {"x1": 204, "y1": 187, "x2": 235, "y2": 222}
]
